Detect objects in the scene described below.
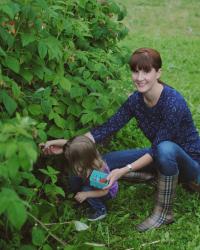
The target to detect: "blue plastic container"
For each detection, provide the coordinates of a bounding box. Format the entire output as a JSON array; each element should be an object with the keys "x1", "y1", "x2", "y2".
[{"x1": 89, "y1": 170, "x2": 109, "y2": 189}]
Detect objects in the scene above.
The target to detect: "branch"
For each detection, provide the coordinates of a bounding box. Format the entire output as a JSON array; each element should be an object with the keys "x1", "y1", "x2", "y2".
[{"x1": 28, "y1": 212, "x2": 68, "y2": 247}]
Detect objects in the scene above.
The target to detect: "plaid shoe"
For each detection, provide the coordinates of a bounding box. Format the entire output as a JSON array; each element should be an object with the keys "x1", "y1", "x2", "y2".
[
  {"x1": 122, "y1": 171, "x2": 155, "y2": 184},
  {"x1": 88, "y1": 209, "x2": 107, "y2": 221},
  {"x1": 136, "y1": 173, "x2": 178, "y2": 232}
]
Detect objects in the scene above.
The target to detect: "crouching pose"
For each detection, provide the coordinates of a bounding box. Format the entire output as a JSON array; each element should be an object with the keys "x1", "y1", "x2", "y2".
[
  {"x1": 41, "y1": 48, "x2": 200, "y2": 231},
  {"x1": 63, "y1": 135, "x2": 118, "y2": 221}
]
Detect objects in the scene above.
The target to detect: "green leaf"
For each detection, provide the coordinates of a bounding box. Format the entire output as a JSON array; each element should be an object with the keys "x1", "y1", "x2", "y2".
[
  {"x1": 7, "y1": 156, "x2": 20, "y2": 179},
  {"x1": 41, "y1": 99, "x2": 52, "y2": 115},
  {"x1": 0, "y1": 3, "x2": 20, "y2": 19},
  {"x1": 0, "y1": 27, "x2": 15, "y2": 47},
  {"x1": 81, "y1": 111, "x2": 97, "y2": 124},
  {"x1": 42, "y1": 244, "x2": 53, "y2": 250},
  {"x1": 0, "y1": 194, "x2": 9, "y2": 215},
  {"x1": 4, "y1": 56, "x2": 20, "y2": 73},
  {"x1": 20, "y1": 69, "x2": 33, "y2": 82},
  {"x1": 0, "y1": 46, "x2": 6, "y2": 57},
  {"x1": 5, "y1": 141, "x2": 18, "y2": 158},
  {"x1": 39, "y1": 166, "x2": 59, "y2": 184},
  {"x1": 28, "y1": 104, "x2": 42, "y2": 116},
  {"x1": 21, "y1": 33, "x2": 36, "y2": 47},
  {"x1": 53, "y1": 113, "x2": 66, "y2": 129},
  {"x1": 38, "y1": 41, "x2": 48, "y2": 59},
  {"x1": 78, "y1": 0, "x2": 87, "y2": 8},
  {"x1": 1, "y1": 90, "x2": 17, "y2": 115},
  {"x1": 82, "y1": 97, "x2": 97, "y2": 110},
  {"x1": 37, "y1": 122, "x2": 47, "y2": 130},
  {"x1": 20, "y1": 245, "x2": 37, "y2": 250},
  {"x1": 59, "y1": 77, "x2": 71, "y2": 91},
  {"x1": 70, "y1": 86, "x2": 87, "y2": 98},
  {"x1": 81, "y1": 113, "x2": 93, "y2": 124},
  {"x1": 20, "y1": 142, "x2": 37, "y2": 162},
  {"x1": 38, "y1": 129, "x2": 47, "y2": 141},
  {"x1": 47, "y1": 125, "x2": 66, "y2": 138},
  {"x1": 11, "y1": 81, "x2": 21, "y2": 98},
  {"x1": 83, "y1": 70, "x2": 91, "y2": 79},
  {"x1": 16, "y1": 186, "x2": 35, "y2": 198},
  {"x1": 32, "y1": 227, "x2": 46, "y2": 246},
  {"x1": 44, "y1": 184, "x2": 65, "y2": 197},
  {"x1": 32, "y1": 65, "x2": 44, "y2": 79},
  {"x1": 0, "y1": 163, "x2": 9, "y2": 179},
  {"x1": 21, "y1": 172, "x2": 42, "y2": 187},
  {"x1": 5, "y1": 190, "x2": 27, "y2": 229},
  {"x1": 46, "y1": 37, "x2": 62, "y2": 61},
  {"x1": 53, "y1": 103, "x2": 65, "y2": 115},
  {"x1": 67, "y1": 104, "x2": 82, "y2": 117}
]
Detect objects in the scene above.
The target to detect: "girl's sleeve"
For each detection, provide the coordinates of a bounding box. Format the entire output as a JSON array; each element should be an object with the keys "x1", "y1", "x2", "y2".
[
  {"x1": 149, "y1": 94, "x2": 188, "y2": 158},
  {"x1": 91, "y1": 94, "x2": 136, "y2": 143}
]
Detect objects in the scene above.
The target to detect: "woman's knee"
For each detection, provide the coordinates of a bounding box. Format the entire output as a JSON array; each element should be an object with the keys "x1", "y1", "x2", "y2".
[
  {"x1": 156, "y1": 141, "x2": 177, "y2": 162},
  {"x1": 154, "y1": 141, "x2": 179, "y2": 175}
]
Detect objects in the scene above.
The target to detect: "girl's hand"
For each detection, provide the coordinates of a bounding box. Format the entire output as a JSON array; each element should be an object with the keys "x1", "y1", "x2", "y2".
[
  {"x1": 39, "y1": 141, "x2": 64, "y2": 155},
  {"x1": 74, "y1": 192, "x2": 88, "y2": 203},
  {"x1": 105, "y1": 168, "x2": 126, "y2": 189}
]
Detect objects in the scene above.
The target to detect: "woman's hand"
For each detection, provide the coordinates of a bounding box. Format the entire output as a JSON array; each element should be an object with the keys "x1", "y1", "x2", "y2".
[
  {"x1": 74, "y1": 192, "x2": 88, "y2": 203},
  {"x1": 105, "y1": 168, "x2": 127, "y2": 189},
  {"x1": 39, "y1": 140, "x2": 64, "y2": 155}
]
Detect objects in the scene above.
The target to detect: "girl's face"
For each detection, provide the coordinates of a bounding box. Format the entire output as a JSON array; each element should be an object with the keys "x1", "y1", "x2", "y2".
[
  {"x1": 75, "y1": 166, "x2": 83, "y2": 177},
  {"x1": 75, "y1": 166, "x2": 91, "y2": 178},
  {"x1": 132, "y1": 68, "x2": 161, "y2": 94}
]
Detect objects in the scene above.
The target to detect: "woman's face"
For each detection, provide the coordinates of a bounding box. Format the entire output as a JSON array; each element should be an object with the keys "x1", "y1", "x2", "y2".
[{"x1": 132, "y1": 68, "x2": 161, "y2": 94}]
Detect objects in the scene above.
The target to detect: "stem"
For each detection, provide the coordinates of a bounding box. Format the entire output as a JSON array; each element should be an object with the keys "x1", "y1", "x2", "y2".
[
  {"x1": 28, "y1": 212, "x2": 68, "y2": 247},
  {"x1": 44, "y1": 221, "x2": 71, "y2": 226}
]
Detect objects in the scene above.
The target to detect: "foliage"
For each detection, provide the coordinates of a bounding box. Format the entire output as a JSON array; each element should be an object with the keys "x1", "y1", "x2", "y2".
[
  {"x1": 1, "y1": 0, "x2": 200, "y2": 249},
  {"x1": 0, "y1": 0, "x2": 128, "y2": 139},
  {"x1": 0, "y1": 0, "x2": 129, "y2": 248}
]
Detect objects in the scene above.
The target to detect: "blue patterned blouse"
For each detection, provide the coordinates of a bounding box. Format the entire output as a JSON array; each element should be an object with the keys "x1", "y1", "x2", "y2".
[{"x1": 91, "y1": 84, "x2": 200, "y2": 164}]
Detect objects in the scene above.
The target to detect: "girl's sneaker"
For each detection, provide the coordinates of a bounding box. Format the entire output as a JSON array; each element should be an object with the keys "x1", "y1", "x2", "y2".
[{"x1": 88, "y1": 209, "x2": 107, "y2": 221}]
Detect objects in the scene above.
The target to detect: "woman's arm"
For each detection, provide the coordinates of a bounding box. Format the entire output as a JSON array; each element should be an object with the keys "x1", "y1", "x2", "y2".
[
  {"x1": 90, "y1": 94, "x2": 136, "y2": 143},
  {"x1": 40, "y1": 132, "x2": 95, "y2": 155},
  {"x1": 105, "y1": 153, "x2": 153, "y2": 189},
  {"x1": 40, "y1": 94, "x2": 136, "y2": 154},
  {"x1": 74, "y1": 189, "x2": 109, "y2": 203}
]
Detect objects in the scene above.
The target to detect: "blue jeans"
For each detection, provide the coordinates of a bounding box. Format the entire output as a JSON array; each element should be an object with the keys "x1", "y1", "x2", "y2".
[
  {"x1": 68, "y1": 178, "x2": 111, "y2": 212},
  {"x1": 103, "y1": 141, "x2": 200, "y2": 182}
]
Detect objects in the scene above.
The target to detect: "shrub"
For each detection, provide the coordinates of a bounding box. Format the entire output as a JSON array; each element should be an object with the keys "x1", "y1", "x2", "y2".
[
  {"x1": 0, "y1": 0, "x2": 129, "y2": 248},
  {"x1": 0, "y1": 0, "x2": 129, "y2": 139}
]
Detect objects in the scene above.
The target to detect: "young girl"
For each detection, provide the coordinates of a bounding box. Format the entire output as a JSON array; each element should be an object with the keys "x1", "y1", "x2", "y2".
[{"x1": 63, "y1": 135, "x2": 118, "y2": 221}]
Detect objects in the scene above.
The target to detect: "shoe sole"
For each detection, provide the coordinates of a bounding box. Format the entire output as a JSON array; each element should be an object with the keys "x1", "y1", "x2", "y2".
[
  {"x1": 136, "y1": 219, "x2": 174, "y2": 232},
  {"x1": 88, "y1": 214, "x2": 106, "y2": 221},
  {"x1": 188, "y1": 182, "x2": 200, "y2": 192}
]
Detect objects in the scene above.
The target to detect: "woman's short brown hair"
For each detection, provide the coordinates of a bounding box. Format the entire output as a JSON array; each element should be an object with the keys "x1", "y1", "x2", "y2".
[{"x1": 129, "y1": 48, "x2": 162, "y2": 72}]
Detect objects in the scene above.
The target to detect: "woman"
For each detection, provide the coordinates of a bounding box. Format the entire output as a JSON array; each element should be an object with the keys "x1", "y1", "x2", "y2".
[{"x1": 41, "y1": 48, "x2": 200, "y2": 232}]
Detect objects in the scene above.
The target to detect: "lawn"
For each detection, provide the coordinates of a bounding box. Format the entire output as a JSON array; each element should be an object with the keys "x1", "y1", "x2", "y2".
[{"x1": 66, "y1": 1, "x2": 200, "y2": 249}]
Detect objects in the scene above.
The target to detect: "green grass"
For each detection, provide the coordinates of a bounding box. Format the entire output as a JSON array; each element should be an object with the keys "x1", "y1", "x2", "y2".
[
  {"x1": 66, "y1": 1, "x2": 200, "y2": 249},
  {"x1": 116, "y1": 0, "x2": 200, "y2": 124}
]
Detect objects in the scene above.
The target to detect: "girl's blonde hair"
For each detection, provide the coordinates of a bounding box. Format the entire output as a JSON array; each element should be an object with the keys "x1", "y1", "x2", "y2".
[{"x1": 63, "y1": 135, "x2": 103, "y2": 179}]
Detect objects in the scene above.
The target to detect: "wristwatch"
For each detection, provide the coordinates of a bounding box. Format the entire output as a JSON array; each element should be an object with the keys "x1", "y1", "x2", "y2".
[{"x1": 127, "y1": 164, "x2": 132, "y2": 172}]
